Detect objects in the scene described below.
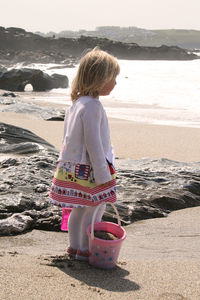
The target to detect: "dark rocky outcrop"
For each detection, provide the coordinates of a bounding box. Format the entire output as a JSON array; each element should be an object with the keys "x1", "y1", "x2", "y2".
[
  {"x1": 74, "y1": 36, "x2": 198, "y2": 61},
  {"x1": 0, "y1": 122, "x2": 200, "y2": 235},
  {"x1": 0, "y1": 122, "x2": 56, "y2": 154},
  {"x1": 0, "y1": 97, "x2": 65, "y2": 120},
  {"x1": 2, "y1": 92, "x2": 16, "y2": 97},
  {"x1": 0, "y1": 68, "x2": 69, "y2": 91},
  {"x1": 0, "y1": 26, "x2": 198, "y2": 66},
  {"x1": 114, "y1": 159, "x2": 200, "y2": 223}
]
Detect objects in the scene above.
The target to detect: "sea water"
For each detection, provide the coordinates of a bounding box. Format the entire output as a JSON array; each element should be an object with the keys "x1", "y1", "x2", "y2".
[{"x1": 15, "y1": 59, "x2": 200, "y2": 128}]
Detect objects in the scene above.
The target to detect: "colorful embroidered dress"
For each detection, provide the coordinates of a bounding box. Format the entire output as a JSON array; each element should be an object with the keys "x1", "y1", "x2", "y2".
[
  {"x1": 49, "y1": 160, "x2": 116, "y2": 208},
  {"x1": 49, "y1": 96, "x2": 117, "y2": 208}
]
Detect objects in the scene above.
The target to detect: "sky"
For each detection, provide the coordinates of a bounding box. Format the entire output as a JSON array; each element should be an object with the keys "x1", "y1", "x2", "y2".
[{"x1": 1, "y1": 0, "x2": 200, "y2": 33}]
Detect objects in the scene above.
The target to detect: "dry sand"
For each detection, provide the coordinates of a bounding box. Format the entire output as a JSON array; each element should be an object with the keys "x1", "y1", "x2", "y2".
[
  {"x1": 0, "y1": 111, "x2": 200, "y2": 162},
  {"x1": 0, "y1": 104, "x2": 200, "y2": 299}
]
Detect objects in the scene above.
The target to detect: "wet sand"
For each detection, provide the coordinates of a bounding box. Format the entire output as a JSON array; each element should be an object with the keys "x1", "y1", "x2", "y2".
[{"x1": 0, "y1": 207, "x2": 199, "y2": 299}]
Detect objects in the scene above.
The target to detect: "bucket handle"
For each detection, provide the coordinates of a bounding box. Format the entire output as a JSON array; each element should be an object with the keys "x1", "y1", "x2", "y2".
[{"x1": 91, "y1": 202, "x2": 121, "y2": 240}]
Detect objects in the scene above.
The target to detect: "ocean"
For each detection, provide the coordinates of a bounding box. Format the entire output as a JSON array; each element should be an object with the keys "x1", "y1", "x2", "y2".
[{"x1": 15, "y1": 58, "x2": 200, "y2": 128}]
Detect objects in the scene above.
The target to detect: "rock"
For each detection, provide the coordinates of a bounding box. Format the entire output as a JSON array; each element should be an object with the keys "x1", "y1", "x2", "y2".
[
  {"x1": 0, "y1": 154, "x2": 199, "y2": 235},
  {"x1": 0, "y1": 158, "x2": 18, "y2": 168},
  {"x1": 0, "y1": 68, "x2": 69, "y2": 92},
  {"x1": 0, "y1": 99, "x2": 65, "y2": 120},
  {"x1": 34, "y1": 184, "x2": 48, "y2": 193},
  {"x1": 45, "y1": 116, "x2": 65, "y2": 121},
  {"x1": 2, "y1": 92, "x2": 16, "y2": 97},
  {"x1": 114, "y1": 158, "x2": 200, "y2": 223},
  {"x1": 0, "y1": 142, "x2": 45, "y2": 154},
  {"x1": 0, "y1": 123, "x2": 200, "y2": 235},
  {"x1": 0, "y1": 213, "x2": 34, "y2": 235},
  {"x1": 76, "y1": 36, "x2": 198, "y2": 61},
  {"x1": 0, "y1": 26, "x2": 198, "y2": 65},
  {"x1": 45, "y1": 110, "x2": 65, "y2": 121},
  {"x1": 35, "y1": 215, "x2": 61, "y2": 231},
  {"x1": 0, "y1": 123, "x2": 56, "y2": 153},
  {"x1": 0, "y1": 152, "x2": 61, "y2": 235}
]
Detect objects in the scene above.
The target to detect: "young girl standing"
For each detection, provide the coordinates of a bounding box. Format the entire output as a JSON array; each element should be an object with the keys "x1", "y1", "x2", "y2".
[{"x1": 49, "y1": 47, "x2": 120, "y2": 261}]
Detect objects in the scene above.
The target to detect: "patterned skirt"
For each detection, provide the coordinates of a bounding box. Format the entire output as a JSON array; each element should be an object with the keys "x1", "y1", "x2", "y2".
[{"x1": 49, "y1": 160, "x2": 117, "y2": 208}]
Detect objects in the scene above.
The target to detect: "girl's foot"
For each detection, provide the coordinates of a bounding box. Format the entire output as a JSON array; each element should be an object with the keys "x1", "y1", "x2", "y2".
[
  {"x1": 76, "y1": 249, "x2": 90, "y2": 262},
  {"x1": 67, "y1": 247, "x2": 77, "y2": 257}
]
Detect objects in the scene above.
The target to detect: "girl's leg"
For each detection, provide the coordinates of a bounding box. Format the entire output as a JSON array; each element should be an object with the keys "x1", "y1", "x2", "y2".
[
  {"x1": 79, "y1": 203, "x2": 106, "y2": 251},
  {"x1": 67, "y1": 207, "x2": 84, "y2": 251}
]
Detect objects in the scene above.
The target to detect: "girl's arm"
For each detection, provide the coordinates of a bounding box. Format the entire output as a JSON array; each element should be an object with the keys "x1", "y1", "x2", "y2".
[{"x1": 81, "y1": 100, "x2": 112, "y2": 185}]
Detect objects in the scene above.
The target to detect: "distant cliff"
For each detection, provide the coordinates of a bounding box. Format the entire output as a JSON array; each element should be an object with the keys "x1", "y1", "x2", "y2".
[
  {"x1": 38, "y1": 26, "x2": 200, "y2": 50},
  {"x1": 0, "y1": 26, "x2": 198, "y2": 66}
]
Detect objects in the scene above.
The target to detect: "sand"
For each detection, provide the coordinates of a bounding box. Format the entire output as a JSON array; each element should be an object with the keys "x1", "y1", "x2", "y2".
[
  {"x1": 0, "y1": 207, "x2": 199, "y2": 299},
  {"x1": 0, "y1": 102, "x2": 200, "y2": 299},
  {"x1": 0, "y1": 111, "x2": 200, "y2": 162}
]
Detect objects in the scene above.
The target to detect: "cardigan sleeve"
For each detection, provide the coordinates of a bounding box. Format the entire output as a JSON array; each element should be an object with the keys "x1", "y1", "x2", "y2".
[
  {"x1": 62, "y1": 109, "x2": 69, "y2": 143},
  {"x1": 81, "y1": 100, "x2": 112, "y2": 185}
]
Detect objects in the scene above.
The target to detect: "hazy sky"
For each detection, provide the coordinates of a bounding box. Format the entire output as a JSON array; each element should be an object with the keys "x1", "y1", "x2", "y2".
[{"x1": 1, "y1": 0, "x2": 200, "y2": 33}]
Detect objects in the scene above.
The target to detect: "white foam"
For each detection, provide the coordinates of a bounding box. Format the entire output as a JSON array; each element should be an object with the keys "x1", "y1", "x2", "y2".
[{"x1": 21, "y1": 59, "x2": 200, "y2": 128}]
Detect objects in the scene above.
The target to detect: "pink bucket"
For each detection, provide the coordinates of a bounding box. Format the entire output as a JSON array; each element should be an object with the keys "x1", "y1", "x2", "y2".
[
  {"x1": 61, "y1": 208, "x2": 72, "y2": 231},
  {"x1": 87, "y1": 203, "x2": 126, "y2": 269}
]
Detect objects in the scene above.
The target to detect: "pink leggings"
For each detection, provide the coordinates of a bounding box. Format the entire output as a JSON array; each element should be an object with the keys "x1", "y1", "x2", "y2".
[{"x1": 67, "y1": 204, "x2": 106, "y2": 252}]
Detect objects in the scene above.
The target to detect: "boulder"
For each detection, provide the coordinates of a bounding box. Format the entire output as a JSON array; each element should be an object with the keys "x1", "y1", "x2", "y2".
[
  {"x1": 0, "y1": 213, "x2": 34, "y2": 235},
  {"x1": 0, "y1": 68, "x2": 69, "y2": 91},
  {"x1": 0, "y1": 122, "x2": 56, "y2": 153}
]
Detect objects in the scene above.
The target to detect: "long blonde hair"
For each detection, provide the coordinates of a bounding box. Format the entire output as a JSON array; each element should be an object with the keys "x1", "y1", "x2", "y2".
[{"x1": 71, "y1": 47, "x2": 120, "y2": 101}]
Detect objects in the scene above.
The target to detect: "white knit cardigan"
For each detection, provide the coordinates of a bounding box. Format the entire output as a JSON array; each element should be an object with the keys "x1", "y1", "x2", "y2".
[{"x1": 58, "y1": 96, "x2": 114, "y2": 185}]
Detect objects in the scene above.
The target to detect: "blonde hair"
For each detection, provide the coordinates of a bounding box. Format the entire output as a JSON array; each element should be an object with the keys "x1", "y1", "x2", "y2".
[{"x1": 71, "y1": 47, "x2": 120, "y2": 101}]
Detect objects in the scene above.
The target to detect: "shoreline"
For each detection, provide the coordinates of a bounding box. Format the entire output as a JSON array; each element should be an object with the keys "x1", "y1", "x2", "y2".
[
  {"x1": 2, "y1": 87, "x2": 200, "y2": 129},
  {"x1": 0, "y1": 110, "x2": 199, "y2": 162}
]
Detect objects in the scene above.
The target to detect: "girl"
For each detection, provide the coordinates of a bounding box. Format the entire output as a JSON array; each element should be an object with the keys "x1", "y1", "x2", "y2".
[{"x1": 49, "y1": 47, "x2": 120, "y2": 261}]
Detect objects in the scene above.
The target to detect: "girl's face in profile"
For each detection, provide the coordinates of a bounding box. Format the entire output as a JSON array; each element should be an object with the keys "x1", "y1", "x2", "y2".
[{"x1": 99, "y1": 78, "x2": 117, "y2": 96}]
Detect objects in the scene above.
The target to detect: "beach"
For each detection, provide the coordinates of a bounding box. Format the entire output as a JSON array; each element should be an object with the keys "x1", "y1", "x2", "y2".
[
  {"x1": 0, "y1": 207, "x2": 199, "y2": 300},
  {"x1": 0, "y1": 110, "x2": 200, "y2": 162},
  {"x1": 0, "y1": 99, "x2": 200, "y2": 299}
]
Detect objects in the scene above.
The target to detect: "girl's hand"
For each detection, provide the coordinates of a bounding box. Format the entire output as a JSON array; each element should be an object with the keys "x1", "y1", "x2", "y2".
[{"x1": 98, "y1": 180, "x2": 113, "y2": 188}]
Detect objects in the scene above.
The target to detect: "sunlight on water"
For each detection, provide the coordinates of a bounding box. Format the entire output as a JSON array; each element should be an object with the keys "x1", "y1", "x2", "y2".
[{"x1": 21, "y1": 59, "x2": 200, "y2": 128}]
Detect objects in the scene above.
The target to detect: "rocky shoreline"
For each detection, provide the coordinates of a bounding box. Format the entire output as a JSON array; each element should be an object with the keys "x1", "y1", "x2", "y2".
[
  {"x1": 0, "y1": 26, "x2": 199, "y2": 67},
  {"x1": 0, "y1": 112, "x2": 200, "y2": 236}
]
